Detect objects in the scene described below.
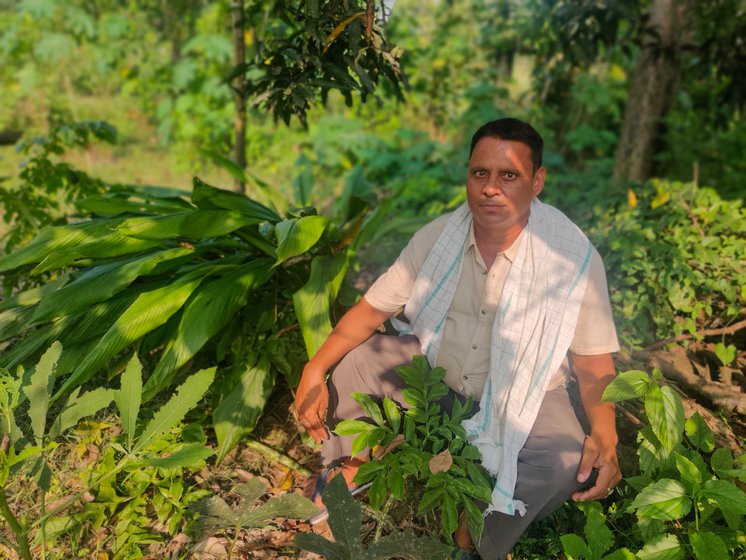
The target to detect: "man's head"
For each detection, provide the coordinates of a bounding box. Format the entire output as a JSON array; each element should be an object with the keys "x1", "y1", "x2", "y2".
[{"x1": 469, "y1": 118, "x2": 544, "y2": 173}]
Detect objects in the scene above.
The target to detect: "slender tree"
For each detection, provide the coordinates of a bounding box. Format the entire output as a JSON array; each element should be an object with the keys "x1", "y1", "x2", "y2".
[{"x1": 231, "y1": 0, "x2": 247, "y2": 193}]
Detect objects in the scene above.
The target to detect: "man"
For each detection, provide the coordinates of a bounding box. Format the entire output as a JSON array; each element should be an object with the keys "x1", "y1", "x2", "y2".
[{"x1": 295, "y1": 118, "x2": 621, "y2": 559}]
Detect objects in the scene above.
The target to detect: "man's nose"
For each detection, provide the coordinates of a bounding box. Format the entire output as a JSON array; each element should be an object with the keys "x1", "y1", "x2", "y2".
[{"x1": 482, "y1": 177, "x2": 502, "y2": 196}]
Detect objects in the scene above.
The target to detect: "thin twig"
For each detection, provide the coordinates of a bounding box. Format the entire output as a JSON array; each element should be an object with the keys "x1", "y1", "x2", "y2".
[
  {"x1": 643, "y1": 319, "x2": 746, "y2": 351},
  {"x1": 244, "y1": 440, "x2": 311, "y2": 477},
  {"x1": 617, "y1": 403, "x2": 643, "y2": 427}
]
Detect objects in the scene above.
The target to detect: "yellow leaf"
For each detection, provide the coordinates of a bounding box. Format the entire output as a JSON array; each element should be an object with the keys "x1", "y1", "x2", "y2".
[
  {"x1": 278, "y1": 467, "x2": 293, "y2": 491},
  {"x1": 651, "y1": 191, "x2": 670, "y2": 209},
  {"x1": 429, "y1": 449, "x2": 453, "y2": 474},
  {"x1": 627, "y1": 188, "x2": 638, "y2": 208},
  {"x1": 324, "y1": 12, "x2": 366, "y2": 54}
]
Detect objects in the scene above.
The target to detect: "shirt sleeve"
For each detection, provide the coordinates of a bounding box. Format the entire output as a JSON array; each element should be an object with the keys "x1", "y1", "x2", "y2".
[
  {"x1": 569, "y1": 245, "x2": 621, "y2": 355},
  {"x1": 363, "y1": 214, "x2": 450, "y2": 313}
]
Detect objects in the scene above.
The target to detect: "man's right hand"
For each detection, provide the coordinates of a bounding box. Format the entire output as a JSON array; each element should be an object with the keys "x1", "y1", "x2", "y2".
[{"x1": 294, "y1": 366, "x2": 330, "y2": 443}]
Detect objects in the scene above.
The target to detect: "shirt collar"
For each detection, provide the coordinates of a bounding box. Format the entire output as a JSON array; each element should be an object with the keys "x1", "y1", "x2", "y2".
[{"x1": 467, "y1": 221, "x2": 523, "y2": 265}]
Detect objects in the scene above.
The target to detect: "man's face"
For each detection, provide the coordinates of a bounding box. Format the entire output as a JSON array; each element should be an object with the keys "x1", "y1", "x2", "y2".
[{"x1": 466, "y1": 136, "x2": 545, "y2": 236}]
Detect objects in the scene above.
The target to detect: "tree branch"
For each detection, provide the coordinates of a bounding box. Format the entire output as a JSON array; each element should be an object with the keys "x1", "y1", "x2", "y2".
[{"x1": 643, "y1": 319, "x2": 746, "y2": 351}]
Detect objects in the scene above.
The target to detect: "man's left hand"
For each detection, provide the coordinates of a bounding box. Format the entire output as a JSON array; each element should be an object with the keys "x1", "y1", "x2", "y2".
[{"x1": 572, "y1": 432, "x2": 621, "y2": 501}]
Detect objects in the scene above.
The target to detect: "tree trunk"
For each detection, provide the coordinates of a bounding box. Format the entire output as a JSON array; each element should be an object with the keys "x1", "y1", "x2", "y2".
[
  {"x1": 232, "y1": 0, "x2": 247, "y2": 194},
  {"x1": 614, "y1": 0, "x2": 692, "y2": 182}
]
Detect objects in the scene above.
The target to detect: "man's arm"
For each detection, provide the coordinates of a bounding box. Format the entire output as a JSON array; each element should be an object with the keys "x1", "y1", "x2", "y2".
[
  {"x1": 294, "y1": 298, "x2": 394, "y2": 443},
  {"x1": 570, "y1": 352, "x2": 622, "y2": 501}
]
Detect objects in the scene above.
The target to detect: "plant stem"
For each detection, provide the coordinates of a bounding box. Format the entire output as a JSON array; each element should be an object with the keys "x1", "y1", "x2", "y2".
[
  {"x1": 0, "y1": 490, "x2": 32, "y2": 560},
  {"x1": 244, "y1": 440, "x2": 311, "y2": 477},
  {"x1": 373, "y1": 493, "x2": 396, "y2": 543}
]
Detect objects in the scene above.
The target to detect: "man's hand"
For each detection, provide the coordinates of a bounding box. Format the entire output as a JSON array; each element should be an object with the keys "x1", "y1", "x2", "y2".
[
  {"x1": 294, "y1": 366, "x2": 329, "y2": 444},
  {"x1": 572, "y1": 431, "x2": 621, "y2": 501},
  {"x1": 571, "y1": 352, "x2": 621, "y2": 501}
]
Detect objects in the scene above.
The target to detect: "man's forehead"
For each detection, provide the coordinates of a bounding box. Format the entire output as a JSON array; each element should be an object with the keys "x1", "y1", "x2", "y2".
[{"x1": 469, "y1": 137, "x2": 533, "y2": 167}]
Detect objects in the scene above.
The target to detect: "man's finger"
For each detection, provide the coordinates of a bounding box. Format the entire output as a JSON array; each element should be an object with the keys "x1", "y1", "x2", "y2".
[
  {"x1": 573, "y1": 463, "x2": 619, "y2": 501},
  {"x1": 576, "y1": 440, "x2": 598, "y2": 483}
]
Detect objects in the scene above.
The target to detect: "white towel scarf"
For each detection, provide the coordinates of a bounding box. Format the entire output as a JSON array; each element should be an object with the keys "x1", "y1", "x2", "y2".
[{"x1": 392, "y1": 199, "x2": 592, "y2": 517}]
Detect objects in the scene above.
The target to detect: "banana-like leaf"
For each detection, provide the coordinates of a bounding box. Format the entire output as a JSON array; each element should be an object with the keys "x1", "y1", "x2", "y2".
[
  {"x1": 117, "y1": 209, "x2": 262, "y2": 240},
  {"x1": 0, "y1": 219, "x2": 126, "y2": 273},
  {"x1": 191, "y1": 178, "x2": 280, "y2": 222},
  {"x1": 115, "y1": 353, "x2": 142, "y2": 449},
  {"x1": 142, "y1": 259, "x2": 274, "y2": 401},
  {"x1": 292, "y1": 253, "x2": 349, "y2": 358},
  {"x1": 0, "y1": 276, "x2": 68, "y2": 312},
  {"x1": 213, "y1": 357, "x2": 275, "y2": 464},
  {"x1": 47, "y1": 387, "x2": 116, "y2": 440},
  {"x1": 242, "y1": 493, "x2": 318, "y2": 527},
  {"x1": 0, "y1": 306, "x2": 35, "y2": 341},
  {"x1": 0, "y1": 323, "x2": 59, "y2": 369},
  {"x1": 55, "y1": 273, "x2": 206, "y2": 400},
  {"x1": 23, "y1": 341, "x2": 62, "y2": 444},
  {"x1": 274, "y1": 216, "x2": 328, "y2": 265},
  {"x1": 133, "y1": 367, "x2": 215, "y2": 453},
  {"x1": 32, "y1": 246, "x2": 195, "y2": 322}
]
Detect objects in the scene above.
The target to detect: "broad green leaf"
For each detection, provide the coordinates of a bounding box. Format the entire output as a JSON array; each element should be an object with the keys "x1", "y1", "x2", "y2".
[
  {"x1": 627, "y1": 478, "x2": 690, "y2": 521},
  {"x1": 115, "y1": 354, "x2": 143, "y2": 449},
  {"x1": 56, "y1": 273, "x2": 205, "y2": 399},
  {"x1": 690, "y1": 531, "x2": 729, "y2": 560},
  {"x1": 672, "y1": 452, "x2": 702, "y2": 491},
  {"x1": 603, "y1": 549, "x2": 636, "y2": 560},
  {"x1": 32, "y1": 246, "x2": 194, "y2": 322},
  {"x1": 0, "y1": 219, "x2": 125, "y2": 273},
  {"x1": 334, "y1": 419, "x2": 377, "y2": 436},
  {"x1": 0, "y1": 276, "x2": 67, "y2": 312},
  {"x1": 352, "y1": 393, "x2": 384, "y2": 426},
  {"x1": 293, "y1": 252, "x2": 349, "y2": 358},
  {"x1": 389, "y1": 466, "x2": 404, "y2": 499},
  {"x1": 294, "y1": 532, "x2": 346, "y2": 560},
  {"x1": 700, "y1": 479, "x2": 746, "y2": 517},
  {"x1": 143, "y1": 260, "x2": 273, "y2": 400},
  {"x1": 191, "y1": 177, "x2": 280, "y2": 222},
  {"x1": 23, "y1": 341, "x2": 61, "y2": 443},
  {"x1": 144, "y1": 443, "x2": 214, "y2": 469},
  {"x1": 635, "y1": 533, "x2": 683, "y2": 560},
  {"x1": 274, "y1": 216, "x2": 327, "y2": 265},
  {"x1": 117, "y1": 209, "x2": 262, "y2": 240},
  {"x1": 382, "y1": 397, "x2": 401, "y2": 432},
  {"x1": 645, "y1": 385, "x2": 684, "y2": 452},
  {"x1": 713, "y1": 342, "x2": 737, "y2": 366},
  {"x1": 363, "y1": 529, "x2": 452, "y2": 560},
  {"x1": 0, "y1": 449, "x2": 8, "y2": 486},
  {"x1": 441, "y1": 493, "x2": 458, "y2": 537},
  {"x1": 710, "y1": 447, "x2": 736, "y2": 479},
  {"x1": 560, "y1": 534, "x2": 590, "y2": 560},
  {"x1": 577, "y1": 501, "x2": 613, "y2": 558},
  {"x1": 234, "y1": 478, "x2": 268, "y2": 505},
  {"x1": 0, "y1": 306, "x2": 35, "y2": 341},
  {"x1": 243, "y1": 493, "x2": 318, "y2": 527},
  {"x1": 684, "y1": 412, "x2": 715, "y2": 452},
  {"x1": 325, "y1": 475, "x2": 362, "y2": 559},
  {"x1": 133, "y1": 367, "x2": 215, "y2": 453},
  {"x1": 213, "y1": 358, "x2": 275, "y2": 464},
  {"x1": 47, "y1": 387, "x2": 115, "y2": 440},
  {"x1": 194, "y1": 495, "x2": 239, "y2": 529},
  {"x1": 602, "y1": 369, "x2": 650, "y2": 402}
]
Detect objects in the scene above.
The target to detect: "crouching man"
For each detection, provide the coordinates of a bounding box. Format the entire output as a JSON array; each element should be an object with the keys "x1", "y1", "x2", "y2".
[{"x1": 294, "y1": 118, "x2": 621, "y2": 559}]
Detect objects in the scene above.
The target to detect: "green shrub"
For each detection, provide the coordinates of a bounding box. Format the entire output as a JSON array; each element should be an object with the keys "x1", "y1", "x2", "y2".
[
  {"x1": 589, "y1": 179, "x2": 745, "y2": 347},
  {"x1": 560, "y1": 368, "x2": 746, "y2": 559}
]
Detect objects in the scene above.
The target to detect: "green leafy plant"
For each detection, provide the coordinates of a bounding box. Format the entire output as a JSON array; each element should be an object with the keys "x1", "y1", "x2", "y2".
[
  {"x1": 335, "y1": 355, "x2": 493, "y2": 542},
  {"x1": 192, "y1": 477, "x2": 317, "y2": 558},
  {"x1": 40, "y1": 352, "x2": 216, "y2": 557},
  {"x1": 0, "y1": 175, "x2": 389, "y2": 461},
  {"x1": 591, "y1": 180, "x2": 745, "y2": 347},
  {"x1": 0, "y1": 341, "x2": 115, "y2": 560},
  {"x1": 561, "y1": 368, "x2": 746, "y2": 559},
  {"x1": 294, "y1": 474, "x2": 452, "y2": 559}
]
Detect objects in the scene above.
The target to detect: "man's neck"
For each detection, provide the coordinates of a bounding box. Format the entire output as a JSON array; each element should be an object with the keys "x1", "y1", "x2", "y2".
[{"x1": 473, "y1": 217, "x2": 528, "y2": 269}]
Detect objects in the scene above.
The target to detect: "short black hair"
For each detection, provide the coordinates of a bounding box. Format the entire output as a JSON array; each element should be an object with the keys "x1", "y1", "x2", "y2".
[{"x1": 469, "y1": 118, "x2": 544, "y2": 172}]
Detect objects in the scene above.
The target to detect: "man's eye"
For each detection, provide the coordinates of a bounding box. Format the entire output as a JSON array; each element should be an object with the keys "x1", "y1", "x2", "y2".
[
  {"x1": 503, "y1": 172, "x2": 516, "y2": 179},
  {"x1": 474, "y1": 170, "x2": 487, "y2": 178}
]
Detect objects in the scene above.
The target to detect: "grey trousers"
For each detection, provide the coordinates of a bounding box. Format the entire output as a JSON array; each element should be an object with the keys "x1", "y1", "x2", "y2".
[{"x1": 321, "y1": 334, "x2": 586, "y2": 560}]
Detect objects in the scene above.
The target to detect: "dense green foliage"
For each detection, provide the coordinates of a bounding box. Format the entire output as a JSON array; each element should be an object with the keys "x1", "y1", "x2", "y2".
[
  {"x1": 560, "y1": 369, "x2": 746, "y2": 559},
  {"x1": 0, "y1": 0, "x2": 744, "y2": 557}
]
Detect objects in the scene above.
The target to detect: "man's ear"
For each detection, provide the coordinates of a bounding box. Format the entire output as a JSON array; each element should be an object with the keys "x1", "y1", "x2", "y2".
[{"x1": 532, "y1": 167, "x2": 546, "y2": 197}]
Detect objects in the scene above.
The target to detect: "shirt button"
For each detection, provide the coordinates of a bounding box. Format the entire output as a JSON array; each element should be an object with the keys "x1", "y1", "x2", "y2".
[
  {"x1": 482, "y1": 270, "x2": 488, "y2": 275},
  {"x1": 462, "y1": 375, "x2": 468, "y2": 380},
  {"x1": 480, "y1": 309, "x2": 487, "y2": 315},
  {"x1": 471, "y1": 344, "x2": 478, "y2": 349}
]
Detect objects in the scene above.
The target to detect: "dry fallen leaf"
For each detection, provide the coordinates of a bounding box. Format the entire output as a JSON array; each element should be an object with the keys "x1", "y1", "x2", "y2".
[
  {"x1": 428, "y1": 449, "x2": 453, "y2": 474},
  {"x1": 372, "y1": 434, "x2": 405, "y2": 460}
]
